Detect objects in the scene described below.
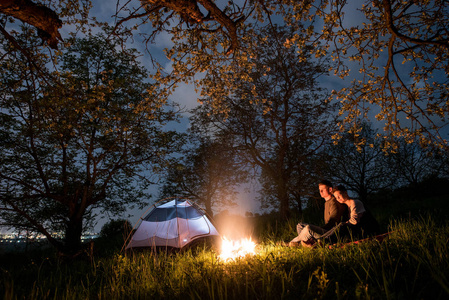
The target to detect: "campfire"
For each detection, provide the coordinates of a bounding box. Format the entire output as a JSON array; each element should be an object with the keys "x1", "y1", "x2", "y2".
[{"x1": 218, "y1": 236, "x2": 256, "y2": 261}]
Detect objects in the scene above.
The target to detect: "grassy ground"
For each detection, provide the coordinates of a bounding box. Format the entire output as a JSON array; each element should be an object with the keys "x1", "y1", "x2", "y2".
[{"x1": 1, "y1": 212, "x2": 448, "y2": 299}]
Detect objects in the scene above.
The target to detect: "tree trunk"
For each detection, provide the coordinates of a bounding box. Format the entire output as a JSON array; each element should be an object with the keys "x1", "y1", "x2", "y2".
[
  {"x1": 204, "y1": 195, "x2": 214, "y2": 218},
  {"x1": 292, "y1": 191, "x2": 303, "y2": 213},
  {"x1": 277, "y1": 180, "x2": 290, "y2": 220},
  {"x1": 359, "y1": 185, "x2": 368, "y2": 203},
  {"x1": 63, "y1": 215, "x2": 83, "y2": 256}
]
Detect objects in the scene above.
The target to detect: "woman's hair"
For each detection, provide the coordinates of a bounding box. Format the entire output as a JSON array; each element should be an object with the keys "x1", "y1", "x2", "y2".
[{"x1": 333, "y1": 185, "x2": 347, "y2": 194}]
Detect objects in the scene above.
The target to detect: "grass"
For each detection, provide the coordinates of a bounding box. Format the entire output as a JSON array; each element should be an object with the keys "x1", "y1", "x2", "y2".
[{"x1": 1, "y1": 213, "x2": 449, "y2": 299}]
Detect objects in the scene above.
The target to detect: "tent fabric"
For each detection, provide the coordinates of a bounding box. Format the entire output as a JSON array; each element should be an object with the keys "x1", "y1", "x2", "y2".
[
  {"x1": 125, "y1": 199, "x2": 219, "y2": 249},
  {"x1": 143, "y1": 205, "x2": 203, "y2": 222}
]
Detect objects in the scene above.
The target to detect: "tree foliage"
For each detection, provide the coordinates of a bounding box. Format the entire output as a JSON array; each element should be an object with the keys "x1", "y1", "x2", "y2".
[
  {"x1": 4, "y1": 1, "x2": 447, "y2": 150},
  {"x1": 2, "y1": 0, "x2": 448, "y2": 231},
  {"x1": 388, "y1": 137, "x2": 446, "y2": 188},
  {"x1": 147, "y1": 0, "x2": 449, "y2": 151},
  {"x1": 324, "y1": 123, "x2": 392, "y2": 203},
  {"x1": 190, "y1": 25, "x2": 335, "y2": 218},
  {"x1": 284, "y1": 0, "x2": 449, "y2": 151},
  {"x1": 115, "y1": 0, "x2": 269, "y2": 55},
  {"x1": 0, "y1": 26, "x2": 179, "y2": 255},
  {"x1": 0, "y1": 0, "x2": 91, "y2": 49}
]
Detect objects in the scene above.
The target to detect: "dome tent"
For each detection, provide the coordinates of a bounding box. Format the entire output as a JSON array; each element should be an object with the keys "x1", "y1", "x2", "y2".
[{"x1": 125, "y1": 198, "x2": 220, "y2": 250}]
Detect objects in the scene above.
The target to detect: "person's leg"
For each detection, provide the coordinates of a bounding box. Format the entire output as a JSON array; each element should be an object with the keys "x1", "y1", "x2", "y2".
[
  {"x1": 289, "y1": 223, "x2": 308, "y2": 244},
  {"x1": 290, "y1": 224, "x2": 327, "y2": 246},
  {"x1": 306, "y1": 224, "x2": 327, "y2": 239},
  {"x1": 296, "y1": 223, "x2": 307, "y2": 235},
  {"x1": 296, "y1": 224, "x2": 326, "y2": 242},
  {"x1": 299, "y1": 224, "x2": 326, "y2": 248}
]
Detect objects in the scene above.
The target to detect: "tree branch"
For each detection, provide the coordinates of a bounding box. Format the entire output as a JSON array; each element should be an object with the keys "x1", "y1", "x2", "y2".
[
  {"x1": 140, "y1": 0, "x2": 243, "y2": 54},
  {"x1": 0, "y1": 0, "x2": 62, "y2": 48},
  {"x1": 382, "y1": 0, "x2": 449, "y2": 50}
]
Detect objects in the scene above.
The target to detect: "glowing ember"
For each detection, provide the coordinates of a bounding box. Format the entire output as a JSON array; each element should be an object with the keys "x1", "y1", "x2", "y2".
[{"x1": 218, "y1": 236, "x2": 256, "y2": 261}]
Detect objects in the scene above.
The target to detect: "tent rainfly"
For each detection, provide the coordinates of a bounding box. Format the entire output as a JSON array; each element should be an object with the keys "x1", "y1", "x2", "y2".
[{"x1": 125, "y1": 198, "x2": 220, "y2": 249}]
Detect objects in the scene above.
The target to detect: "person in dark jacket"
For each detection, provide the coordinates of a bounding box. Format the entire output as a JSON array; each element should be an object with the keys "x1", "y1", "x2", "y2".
[
  {"x1": 318, "y1": 185, "x2": 380, "y2": 243},
  {"x1": 288, "y1": 180, "x2": 348, "y2": 247}
]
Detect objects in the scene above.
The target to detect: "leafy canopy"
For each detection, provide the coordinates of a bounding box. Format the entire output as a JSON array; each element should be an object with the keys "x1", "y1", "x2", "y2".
[{"x1": 0, "y1": 25, "x2": 179, "y2": 254}]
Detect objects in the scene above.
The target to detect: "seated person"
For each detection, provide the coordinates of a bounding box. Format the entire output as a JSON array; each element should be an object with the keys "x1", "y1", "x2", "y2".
[
  {"x1": 288, "y1": 180, "x2": 348, "y2": 247},
  {"x1": 320, "y1": 185, "x2": 380, "y2": 243}
]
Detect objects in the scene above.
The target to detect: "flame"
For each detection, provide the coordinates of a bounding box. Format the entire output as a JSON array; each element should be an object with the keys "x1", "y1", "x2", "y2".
[{"x1": 218, "y1": 236, "x2": 256, "y2": 261}]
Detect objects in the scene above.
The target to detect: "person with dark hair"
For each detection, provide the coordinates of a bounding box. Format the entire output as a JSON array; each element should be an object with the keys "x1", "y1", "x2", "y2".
[
  {"x1": 288, "y1": 180, "x2": 348, "y2": 247},
  {"x1": 314, "y1": 184, "x2": 380, "y2": 246},
  {"x1": 333, "y1": 185, "x2": 364, "y2": 225},
  {"x1": 327, "y1": 185, "x2": 380, "y2": 240}
]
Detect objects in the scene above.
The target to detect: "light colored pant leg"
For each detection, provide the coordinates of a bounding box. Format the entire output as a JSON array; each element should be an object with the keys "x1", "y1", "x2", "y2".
[
  {"x1": 290, "y1": 223, "x2": 307, "y2": 243},
  {"x1": 291, "y1": 223, "x2": 326, "y2": 242},
  {"x1": 304, "y1": 224, "x2": 327, "y2": 240},
  {"x1": 296, "y1": 223, "x2": 307, "y2": 235}
]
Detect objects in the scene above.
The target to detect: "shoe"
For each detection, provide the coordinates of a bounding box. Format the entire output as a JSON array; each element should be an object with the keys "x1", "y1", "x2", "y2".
[
  {"x1": 288, "y1": 241, "x2": 301, "y2": 247},
  {"x1": 301, "y1": 238, "x2": 316, "y2": 248}
]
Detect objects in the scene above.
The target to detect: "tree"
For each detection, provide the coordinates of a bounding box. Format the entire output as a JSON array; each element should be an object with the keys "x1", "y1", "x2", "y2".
[
  {"x1": 389, "y1": 138, "x2": 445, "y2": 188},
  {"x1": 0, "y1": 0, "x2": 93, "y2": 50},
  {"x1": 0, "y1": 0, "x2": 63, "y2": 48},
  {"x1": 0, "y1": 0, "x2": 255, "y2": 53},
  {"x1": 117, "y1": 0, "x2": 253, "y2": 55},
  {"x1": 259, "y1": 144, "x2": 326, "y2": 213},
  {"x1": 191, "y1": 25, "x2": 335, "y2": 219},
  {"x1": 0, "y1": 26, "x2": 179, "y2": 256},
  {"x1": 6, "y1": 1, "x2": 447, "y2": 150},
  {"x1": 142, "y1": 0, "x2": 449, "y2": 151},
  {"x1": 160, "y1": 133, "x2": 243, "y2": 217},
  {"x1": 325, "y1": 123, "x2": 392, "y2": 203},
  {"x1": 286, "y1": 0, "x2": 449, "y2": 151}
]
